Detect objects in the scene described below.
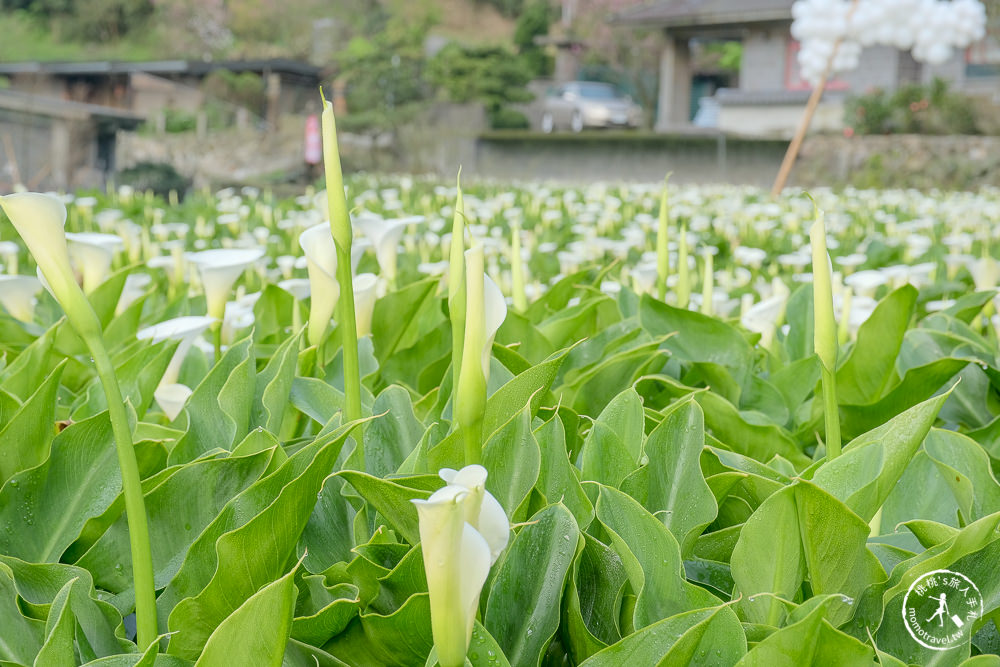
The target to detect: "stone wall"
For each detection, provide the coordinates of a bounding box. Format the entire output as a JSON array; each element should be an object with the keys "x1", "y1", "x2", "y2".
[{"x1": 795, "y1": 134, "x2": 1000, "y2": 190}]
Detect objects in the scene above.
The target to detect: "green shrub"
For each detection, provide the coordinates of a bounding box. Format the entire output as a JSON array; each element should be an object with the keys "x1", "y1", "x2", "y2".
[
  {"x1": 488, "y1": 107, "x2": 530, "y2": 129},
  {"x1": 846, "y1": 78, "x2": 980, "y2": 135},
  {"x1": 115, "y1": 161, "x2": 189, "y2": 198}
]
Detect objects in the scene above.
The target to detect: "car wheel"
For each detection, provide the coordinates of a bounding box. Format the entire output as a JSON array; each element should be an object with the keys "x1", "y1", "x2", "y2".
[
  {"x1": 541, "y1": 112, "x2": 554, "y2": 134},
  {"x1": 570, "y1": 110, "x2": 584, "y2": 133}
]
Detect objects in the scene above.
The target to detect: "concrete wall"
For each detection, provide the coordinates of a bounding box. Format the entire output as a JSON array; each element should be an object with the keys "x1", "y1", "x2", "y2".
[
  {"x1": 468, "y1": 133, "x2": 788, "y2": 186},
  {"x1": 841, "y1": 45, "x2": 902, "y2": 93},
  {"x1": 741, "y1": 28, "x2": 788, "y2": 92},
  {"x1": 718, "y1": 101, "x2": 843, "y2": 138}
]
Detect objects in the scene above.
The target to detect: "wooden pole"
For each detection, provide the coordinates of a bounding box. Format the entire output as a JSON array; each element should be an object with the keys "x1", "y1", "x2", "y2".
[{"x1": 771, "y1": 0, "x2": 860, "y2": 197}]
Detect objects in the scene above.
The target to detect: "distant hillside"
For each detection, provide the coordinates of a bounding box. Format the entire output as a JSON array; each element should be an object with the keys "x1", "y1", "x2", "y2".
[{"x1": 0, "y1": 0, "x2": 516, "y2": 63}]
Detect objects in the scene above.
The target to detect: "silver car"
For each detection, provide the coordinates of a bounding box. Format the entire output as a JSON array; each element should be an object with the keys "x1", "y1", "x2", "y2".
[{"x1": 540, "y1": 82, "x2": 643, "y2": 133}]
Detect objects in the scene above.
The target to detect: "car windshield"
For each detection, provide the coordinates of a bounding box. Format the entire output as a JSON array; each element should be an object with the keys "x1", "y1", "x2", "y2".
[{"x1": 577, "y1": 83, "x2": 619, "y2": 100}]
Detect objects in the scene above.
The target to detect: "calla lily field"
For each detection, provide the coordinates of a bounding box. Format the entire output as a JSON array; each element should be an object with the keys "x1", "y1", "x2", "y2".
[{"x1": 3, "y1": 109, "x2": 1000, "y2": 666}]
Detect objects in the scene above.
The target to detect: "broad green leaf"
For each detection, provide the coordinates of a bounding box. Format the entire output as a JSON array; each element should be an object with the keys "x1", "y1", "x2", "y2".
[
  {"x1": 485, "y1": 504, "x2": 579, "y2": 667},
  {"x1": 34, "y1": 578, "x2": 78, "y2": 667},
  {"x1": 594, "y1": 485, "x2": 718, "y2": 630},
  {"x1": 580, "y1": 388, "x2": 644, "y2": 488},
  {"x1": 639, "y1": 294, "x2": 753, "y2": 387},
  {"x1": 837, "y1": 285, "x2": 917, "y2": 404},
  {"x1": 924, "y1": 429, "x2": 1000, "y2": 522},
  {"x1": 371, "y1": 277, "x2": 440, "y2": 360},
  {"x1": 162, "y1": 424, "x2": 354, "y2": 658},
  {"x1": 195, "y1": 564, "x2": 298, "y2": 667},
  {"x1": 483, "y1": 404, "x2": 541, "y2": 521},
  {"x1": 0, "y1": 359, "x2": 65, "y2": 484},
  {"x1": 365, "y1": 385, "x2": 425, "y2": 478},
  {"x1": 168, "y1": 334, "x2": 254, "y2": 464},
  {"x1": 811, "y1": 391, "x2": 949, "y2": 522},
  {"x1": 336, "y1": 471, "x2": 436, "y2": 546},
  {"x1": 561, "y1": 534, "x2": 627, "y2": 662},
  {"x1": 735, "y1": 596, "x2": 874, "y2": 666},
  {"x1": 578, "y1": 605, "x2": 745, "y2": 667},
  {"x1": 534, "y1": 414, "x2": 593, "y2": 529},
  {"x1": 76, "y1": 448, "x2": 274, "y2": 595},
  {"x1": 620, "y1": 400, "x2": 717, "y2": 556},
  {"x1": 0, "y1": 564, "x2": 44, "y2": 663},
  {"x1": 0, "y1": 411, "x2": 121, "y2": 562},
  {"x1": 252, "y1": 326, "x2": 303, "y2": 433}
]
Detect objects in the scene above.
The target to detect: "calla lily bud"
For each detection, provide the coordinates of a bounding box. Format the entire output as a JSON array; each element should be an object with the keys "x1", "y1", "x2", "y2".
[
  {"x1": 187, "y1": 248, "x2": 264, "y2": 321},
  {"x1": 810, "y1": 211, "x2": 838, "y2": 372},
  {"x1": 456, "y1": 245, "x2": 507, "y2": 425},
  {"x1": 656, "y1": 174, "x2": 671, "y2": 300},
  {"x1": 299, "y1": 222, "x2": 340, "y2": 346},
  {"x1": 412, "y1": 465, "x2": 510, "y2": 667}
]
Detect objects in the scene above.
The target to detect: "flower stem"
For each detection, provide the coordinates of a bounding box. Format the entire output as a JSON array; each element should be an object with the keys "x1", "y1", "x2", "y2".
[
  {"x1": 212, "y1": 322, "x2": 222, "y2": 363},
  {"x1": 87, "y1": 336, "x2": 157, "y2": 649},
  {"x1": 336, "y1": 246, "x2": 363, "y2": 428},
  {"x1": 462, "y1": 420, "x2": 483, "y2": 466},
  {"x1": 820, "y1": 364, "x2": 841, "y2": 459}
]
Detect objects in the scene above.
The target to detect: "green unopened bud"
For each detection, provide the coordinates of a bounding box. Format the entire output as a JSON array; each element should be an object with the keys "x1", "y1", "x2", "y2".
[
  {"x1": 449, "y1": 171, "x2": 467, "y2": 407},
  {"x1": 656, "y1": 173, "x2": 671, "y2": 300},
  {"x1": 810, "y1": 211, "x2": 838, "y2": 371},
  {"x1": 676, "y1": 223, "x2": 690, "y2": 309}
]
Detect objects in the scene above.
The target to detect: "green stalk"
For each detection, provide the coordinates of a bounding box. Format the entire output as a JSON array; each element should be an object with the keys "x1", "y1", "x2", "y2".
[
  {"x1": 676, "y1": 223, "x2": 690, "y2": 309},
  {"x1": 63, "y1": 280, "x2": 157, "y2": 648},
  {"x1": 461, "y1": 420, "x2": 483, "y2": 467},
  {"x1": 449, "y1": 172, "x2": 467, "y2": 410},
  {"x1": 511, "y1": 220, "x2": 527, "y2": 312},
  {"x1": 820, "y1": 365, "x2": 842, "y2": 459},
  {"x1": 320, "y1": 90, "x2": 363, "y2": 440},
  {"x1": 212, "y1": 322, "x2": 222, "y2": 363},
  {"x1": 656, "y1": 173, "x2": 671, "y2": 301}
]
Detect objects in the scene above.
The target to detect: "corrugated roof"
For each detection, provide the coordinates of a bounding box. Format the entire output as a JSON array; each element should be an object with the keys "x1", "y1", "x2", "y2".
[
  {"x1": 612, "y1": 0, "x2": 794, "y2": 28},
  {"x1": 0, "y1": 89, "x2": 144, "y2": 127}
]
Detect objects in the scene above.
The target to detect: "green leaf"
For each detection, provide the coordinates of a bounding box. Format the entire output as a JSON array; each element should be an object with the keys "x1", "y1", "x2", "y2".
[
  {"x1": 836, "y1": 285, "x2": 917, "y2": 404},
  {"x1": 372, "y1": 277, "x2": 440, "y2": 360},
  {"x1": 580, "y1": 388, "x2": 644, "y2": 488},
  {"x1": 0, "y1": 359, "x2": 65, "y2": 484},
  {"x1": 336, "y1": 471, "x2": 436, "y2": 546},
  {"x1": 578, "y1": 605, "x2": 745, "y2": 667},
  {"x1": 0, "y1": 564, "x2": 44, "y2": 663},
  {"x1": 365, "y1": 386, "x2": 425, "y2": 478},
  {"x1": 162, "y1": 425, "x2": 354, "y2": 659},
  {"x1": 195, "y1": 564, "x2": 298, "y2": 667},
  {"x1": 252, "y1": 326, "x2": 304, "y2": 433},
  {"x1": 485, "y1": 504, "x2": 580, "y2": 667},
  {"x1": 810, "y1": 391, "x2": 949, "y2": 522},
  {"x1": 594, "y1": 485, "x2": 718, "y2": 630},
  {"x1": 534, "y1": 414, "x2": 593, "y2": 529},
  {"x1": 483, "y1": 403, "x2": 541, "y2": 521},
  {"x1": 168, "y1": 334, "x2": 255, "y2": 464},
  {"x1": 0, "y1": 410, "x2": 121, "y2": 562},
  {"x1": 639, "y1": 294, "x2": 753, "y2": 387},
  {"x1": 620, "y1": 400, "x2": 717, "y2": 556},
  {"x1": 735, "y1": 596, "x2": 874, "y2": 666},
  {"x1": 34, "y1": 578, "x2": 78, "y2": 667},
  {"x1": 76, "y1": 448, "x2": 274, "y2": 595},
  {"x1": 561, "y1": 534, "x2": 627, "y2": 662}
]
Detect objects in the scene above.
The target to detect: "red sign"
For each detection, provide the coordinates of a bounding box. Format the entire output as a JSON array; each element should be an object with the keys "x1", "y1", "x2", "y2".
[{"x1": 304, "y1": 114, "x2": 322, "y2": 165}]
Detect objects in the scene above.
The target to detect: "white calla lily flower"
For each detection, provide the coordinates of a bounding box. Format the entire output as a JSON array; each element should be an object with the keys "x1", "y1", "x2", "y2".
[
  {"x1": 66, "y1": 232, "x2": 123, "y2": 293},
  {"x1": 353, "y1": 273, "x2": 378, "y2": 338},
  {"x1": 412, "y1": 465, "x2": 509, "y2": 667},
  {"x1": 186, "y1": 248, "x2": 264, "y2": 321},
  {"x1": 137, "y1": 315, "x2": 216, "y2": 385},
  {"x1": 0, "y1": 274, "x2": 42, "y2": 321},
  {"x1": 299, "y1": 222, "x2": 340, "y2": 346},
  {"x1": 153, "y1": 383, "x2": 192, "y2": 422},
  {"x1": 356, "y1": 214, "x2": 423, "y2": 283}
]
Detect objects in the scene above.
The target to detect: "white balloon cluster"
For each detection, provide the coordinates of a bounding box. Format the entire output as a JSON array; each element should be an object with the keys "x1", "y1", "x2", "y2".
[{"x1": 791, "y1": 0, "x2": 987, "y2": 85}]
